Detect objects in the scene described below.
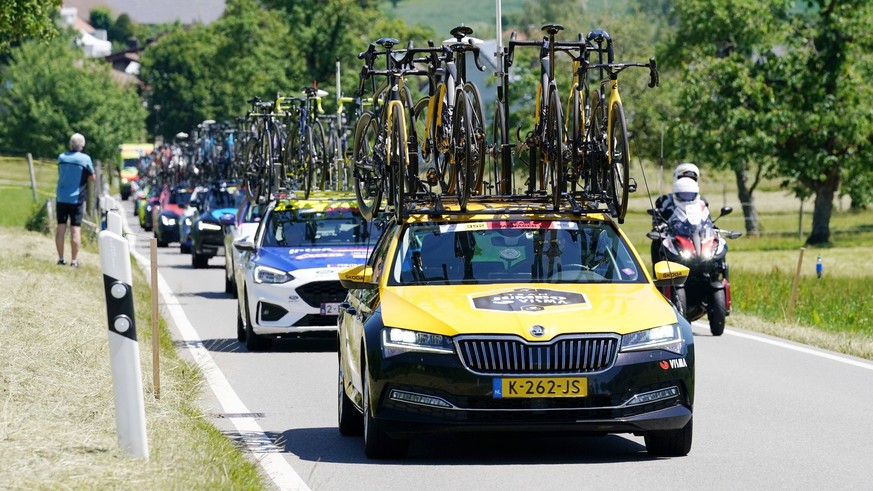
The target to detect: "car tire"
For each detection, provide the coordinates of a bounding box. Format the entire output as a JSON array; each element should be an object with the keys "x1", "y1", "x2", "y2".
[
  {"x1": 192, "y1": 253, "x2": 209, "y2": 269},
  {"x1": 236, "y1": 306, "x2": 246, "y2": 343},
  {"x1": 225, "y1": 266, "x2": 236, "y2": 296},
  {"x1": 155, "y1": 231, "x2": 168, "y2": 248},
  {"x1": 708, "y1": 289, "x2": 727, "y2": 336},
  {"x1": 644, "y1": 417, "x2": 693, "y2": 457},
  {"x1": 363, "y1": 361, "x2": 408, "y2": 459},
  {"x1": 180, "y1": 242, "x2": 191, "y2": 254},
  {"x1": 338, "y1": 356, "x2": 363, "y2": 436},
  {"x1": 244, "y1": 297, "x2": 270, "y2": 352}
]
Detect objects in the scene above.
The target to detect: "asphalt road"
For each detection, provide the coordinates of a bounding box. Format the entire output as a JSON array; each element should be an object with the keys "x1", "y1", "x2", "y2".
[{"x1": 120, "y1": 200, "x2": 873, "y2": 491}]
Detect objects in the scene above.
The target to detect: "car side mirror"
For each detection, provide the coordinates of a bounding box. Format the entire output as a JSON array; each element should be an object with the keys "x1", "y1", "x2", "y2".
[
  {"x1": 652, "y1": 261, "x2": 689, "y2": 288},
  {"x1": 233, "y1": 237, "x2": 256, "y2": 252},
  {"x1": 338, "y1": 264, "x2": 377, "y2": 290},
  {"x1": 219, "y1": 213, "x2": 236, "y2": 226}
]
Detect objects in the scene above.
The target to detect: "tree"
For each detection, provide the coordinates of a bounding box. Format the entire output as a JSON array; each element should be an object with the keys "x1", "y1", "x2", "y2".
[
  {"x1": 657, "y1": 0, "x2": 794, "y2": 237},
  {"x1": 0, "y1": 36, "x2": 147, "y2": 162},
  {"x1": 772, "y1": 0, "x2": 873, "y2": 244},
  {"x1": 140, "y1": 0, "x2": 305, "y2": 139},
  {"x1": 0, "y1": 0, "x2": 62, "y2": 53},
  {"x1": 89, "y1": 6, "x2": 114, "y2": 32}
]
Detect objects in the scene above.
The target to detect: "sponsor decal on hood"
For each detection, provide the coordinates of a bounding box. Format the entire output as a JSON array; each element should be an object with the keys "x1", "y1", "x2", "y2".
[
  {"x1": 256, "y1": 246, "x2": 371, "y2": 271},
  {"x1": 469, "y1": 287, "x2": 590, "y2": 313}
]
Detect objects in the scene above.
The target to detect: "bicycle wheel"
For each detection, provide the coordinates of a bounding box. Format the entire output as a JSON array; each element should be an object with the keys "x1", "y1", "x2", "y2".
[
  {"x1": 608, "y1": 100, "x2": 631, "y2": 222},
  {"x1": 302, "y1": 126, "x2": 318, "y2": 199},
  {"x1": 544, "y1": 87, "x2": 565, "y2": 210},
  {"x1": 587, "y1": 89, "x2": 609, "y2": 198},
  {"x1": 353, "y1": 112, "x2": 382, "y2": 221},
  {"x1": 412, "y1": 96, "x2": 435, "y2": 187},
  {"x1": 486, "y1": 103, "x2": 507, "y2": 196},
  {"x1": 387, "y1": 105, "x2": 409, "y2": 221},
  {"x1": 243, "y1": 135, "x2": 261, "y2": 201},
  {"x1": 311, "y1": 121, "x2": 328, "y2": 193},
  {"x1": 463, "y1": 82, "x2": 487, "y2": 195},
  {"x1": 260, "y1": 127, "x2": 278, "y2": 199},
  {"x1": 451, "y1": 88, "x2": 474, "y2": 209},
  {"x1": 568, "y1": 86, "x2": 583, "y2": 194}
]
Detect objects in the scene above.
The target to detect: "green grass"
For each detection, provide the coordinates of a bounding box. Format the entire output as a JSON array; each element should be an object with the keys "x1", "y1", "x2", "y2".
[{"x1": 0, "y1": 156, "x2": 57, "y2": 227}]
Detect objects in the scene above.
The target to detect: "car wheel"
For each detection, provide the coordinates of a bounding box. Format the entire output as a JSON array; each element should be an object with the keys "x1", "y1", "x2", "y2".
[
  {"x1": 225, "y1": 264, "x2": 236, "y2": 296},
  {"x1": 180, "y1": 242, "x2": 191, "y2": 254},
  {"x1": 338, "y1": 356, "x2": 363, "y2": 436},
  {"x1": 244, "y1": 297, "x2": 270, "y2": 352},
  {"x1": 192, "y1": 253, "x2": 209, "y2": 269},
  {"x1": 155, "y1": 231, "x2": 168, "y2": 248},
  {"x1": 236, "y1": 306, "x2": 246, "y2": 343},
  {"x1": 644, "y1": 417, "x2": 693, "y2": 457},
  {"x1": 362, "y1": 360, "x2": 407, "y2": 459},
  {"x1": 708, "y1": 289, "x2": 727, "y2": 336}
]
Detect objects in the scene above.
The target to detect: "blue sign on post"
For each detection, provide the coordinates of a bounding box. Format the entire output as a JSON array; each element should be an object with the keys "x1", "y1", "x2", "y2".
[{"x1": 99, "y1": 220, "x2": 149, "y2": 459}]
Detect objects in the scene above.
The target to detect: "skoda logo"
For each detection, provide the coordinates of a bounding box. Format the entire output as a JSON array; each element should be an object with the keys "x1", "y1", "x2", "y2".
[{"x1": 530, "y1": 325, "x2": 546, "y2": 337}]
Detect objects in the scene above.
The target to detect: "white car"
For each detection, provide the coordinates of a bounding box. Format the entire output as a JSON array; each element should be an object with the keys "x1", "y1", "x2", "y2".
[
  {"x1": 223, "y1": 198, "x2": 262, "y2": 297},
  {"x1": 232, "y1": 196, "x2": 385, "y2": 351}
]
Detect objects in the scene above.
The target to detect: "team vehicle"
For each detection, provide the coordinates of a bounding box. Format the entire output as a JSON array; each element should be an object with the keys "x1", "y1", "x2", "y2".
[
  {"x1": 189, "y1": 182, "x2": 243, "y2": 268},
  {"x1": 232, "y1": 196, "x2": 386, "y2": 351},
  {"x1": 117, "y1": 143, "x2": 154, "y2": 200},
  {"x1": 222, "y1": 198, "x2": 263, "y2": 297},
  {"x1": 179, "y1": 185, "x2": 208, "y2": 254},
  {"x1": 336, "y1": 199, "x2": 694, "y2": 459},
  {"x1": 138, "y1": 184, "x2": 161, "y2": 231},
  {"x1": 153, "y1": 184, "x2": 194, "y2": 247}
]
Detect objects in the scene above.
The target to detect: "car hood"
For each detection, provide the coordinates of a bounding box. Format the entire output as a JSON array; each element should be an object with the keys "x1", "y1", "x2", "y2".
[
  {"x1": 206, "y1": 207, "x2": 238, "y2": 222},
  {"x1": 161, "y1": 204, "x2": 184, "y2": 216},
  {"x1": 257, "y1": 246, "x2": 372, "y2": 271},
  {"x1": 379, "y1": 283, "x2": 678, "y2": 340}
]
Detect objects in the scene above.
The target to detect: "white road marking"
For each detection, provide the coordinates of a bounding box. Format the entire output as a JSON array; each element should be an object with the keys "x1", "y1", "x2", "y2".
[
  {"x1": 693, "y1": 321, "x2": 873, "y2": 372},
  {"x1": 124, "y1": 220, "x2": 311, "y2": 491}
]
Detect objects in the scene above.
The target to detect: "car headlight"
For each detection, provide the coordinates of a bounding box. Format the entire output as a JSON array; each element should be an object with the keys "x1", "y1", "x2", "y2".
[
  {"x1": 254, "y1": 265, "x2": 294, "y2": 284},
  {"x1": 197, "y1": 221, "x2": 222, "y2": 231},
  {"x1": 160, "y1": 215, "x2": 176, "y2": 226},
  {"x1": 620, "y1": 324, "x2": 684, "y2": 354},
  {"x1": 382, "y1": 328, "x2": 454, "y2": 358}
]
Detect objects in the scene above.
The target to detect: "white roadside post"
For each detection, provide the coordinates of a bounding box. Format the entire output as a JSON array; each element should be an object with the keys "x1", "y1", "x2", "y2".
[
  {"x1": 107, "y1": 206, "x2": 122, "y2": 236},
  {"x1": 99, "y1": 222, "x2": 149, "y2": 459}
]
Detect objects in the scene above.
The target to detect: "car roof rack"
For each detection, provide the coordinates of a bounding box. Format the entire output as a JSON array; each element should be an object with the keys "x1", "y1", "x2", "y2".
[{"x1": 395, "y1": 190, "x2": 617, "y2": 220}]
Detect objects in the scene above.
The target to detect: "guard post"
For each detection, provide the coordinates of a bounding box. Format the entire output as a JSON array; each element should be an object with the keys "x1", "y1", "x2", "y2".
[{"x1": 99, "y1": 217, "x2": 149, "y2": 459}]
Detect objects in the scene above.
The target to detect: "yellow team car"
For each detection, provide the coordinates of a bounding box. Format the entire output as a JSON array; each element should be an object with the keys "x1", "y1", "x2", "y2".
[{"x1": 336, "y1": 200, "x2": 694, "y2": 459}]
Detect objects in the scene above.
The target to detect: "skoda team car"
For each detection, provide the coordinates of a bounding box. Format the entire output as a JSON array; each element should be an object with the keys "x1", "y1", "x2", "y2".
[
  {"x1": 337, "y1": 201, "x2": 694, "y2": 459},
  {"x1": 190, "y1": 182, "x2": 243, "y2": 268},
  {"x1": 233, "y1": 197, "x2": 385, "y2": 351}
]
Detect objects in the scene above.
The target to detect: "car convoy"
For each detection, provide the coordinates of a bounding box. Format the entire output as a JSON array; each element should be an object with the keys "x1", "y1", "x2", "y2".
[{"x1": 122, "y1": 22, "x2": 704, "y2": 461}]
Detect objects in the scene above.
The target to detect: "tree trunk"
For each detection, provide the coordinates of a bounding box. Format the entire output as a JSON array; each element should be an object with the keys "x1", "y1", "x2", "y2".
[
  {"x1": 734, "y1": 168, "x2": 760, "y2": 236},
  {"x1": 806, "y1": 167, "x2": 840, "y2": 245}
]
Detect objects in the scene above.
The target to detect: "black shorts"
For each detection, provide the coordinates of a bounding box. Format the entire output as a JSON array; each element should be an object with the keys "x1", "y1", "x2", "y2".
[{"x1": 57, "y1": 202, "x2": 86, "y2": 226}]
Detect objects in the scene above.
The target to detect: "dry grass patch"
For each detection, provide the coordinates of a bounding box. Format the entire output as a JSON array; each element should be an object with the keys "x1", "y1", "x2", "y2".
[{"x1": 0, "y1": 229, "x2": 263, "y2": 489}]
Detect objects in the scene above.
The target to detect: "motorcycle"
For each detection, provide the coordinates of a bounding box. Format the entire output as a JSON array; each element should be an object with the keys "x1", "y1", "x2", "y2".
[{"x1": 647, "y1": 203, "x2": 742, "y2": 336}]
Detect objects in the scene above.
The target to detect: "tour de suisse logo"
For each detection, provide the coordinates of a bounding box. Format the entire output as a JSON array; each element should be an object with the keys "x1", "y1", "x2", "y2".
[{"x1": 469, "y1": 288, "x2": 590, "y2": 313}]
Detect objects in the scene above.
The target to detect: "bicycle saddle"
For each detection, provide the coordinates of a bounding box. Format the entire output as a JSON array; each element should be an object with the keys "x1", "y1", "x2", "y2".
[
  {"x1": 450, "y1": 26, "x2": 474, "y2": 40},
  {"x1": 542, "y1": 24, "x2": 564, "y2": 35},
  {"x1": 376, "y1": 37, "x2": 400, "y2": 49}
]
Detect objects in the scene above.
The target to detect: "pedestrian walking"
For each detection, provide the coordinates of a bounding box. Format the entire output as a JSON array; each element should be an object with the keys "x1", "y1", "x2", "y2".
[{"x1": 56, "y1": 133, "x2": 95, "y2": 268}]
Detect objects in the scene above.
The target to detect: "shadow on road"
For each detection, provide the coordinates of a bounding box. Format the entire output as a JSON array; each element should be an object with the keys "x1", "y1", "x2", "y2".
[
  {"x1": 262, "y1": 427, "x2": 654, "y2": 464},
  {"x1": 188, "y1": 337, "x2": 337, "y2": 353}
]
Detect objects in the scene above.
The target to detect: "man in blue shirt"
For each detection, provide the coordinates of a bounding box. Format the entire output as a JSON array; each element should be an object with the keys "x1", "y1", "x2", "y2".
[{"x1": 56, "y1": 133, "x2": 95, "y2": 268}]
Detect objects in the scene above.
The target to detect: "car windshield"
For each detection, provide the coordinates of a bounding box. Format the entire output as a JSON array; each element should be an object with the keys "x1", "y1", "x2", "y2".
[
  {"x1": 207, "y1": 187, "x2": 243, "y2": 210},
  {"x1": 390, "y1": 219, "x2": 644, "y2": 285},
  {"x1": 170, "y1": 190, "x2": 192, "y2": 205},
  {"x1": 261, "y1": 203, "x2": 377, "y2": 247}
]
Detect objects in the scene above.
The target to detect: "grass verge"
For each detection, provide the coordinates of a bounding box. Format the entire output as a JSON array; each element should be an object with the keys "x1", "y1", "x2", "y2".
[{"x1": 0, "y1": 228, "x2": 265, "y2": 489}]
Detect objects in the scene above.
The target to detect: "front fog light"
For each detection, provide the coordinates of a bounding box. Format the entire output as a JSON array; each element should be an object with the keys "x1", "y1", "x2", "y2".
[{"x1": 624, "y1": 386, "x2": 679, "y2": 406}]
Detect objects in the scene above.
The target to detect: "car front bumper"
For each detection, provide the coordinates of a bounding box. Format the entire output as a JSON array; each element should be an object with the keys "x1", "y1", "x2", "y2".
[
  {"x1": 367, "y1": 346, "x2": 694, "y2": 437},
  {"x1": 248, "y1": 267, "x2": 349, "y2": 336}
]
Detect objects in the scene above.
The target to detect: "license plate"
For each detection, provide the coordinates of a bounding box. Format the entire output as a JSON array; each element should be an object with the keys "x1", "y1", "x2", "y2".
[
  {"x1": 320, "y1": 303, "x2": 341, "y2": 315},
  {"x1": 493, "y1": 377, "x2": 588, "y2": 398}
]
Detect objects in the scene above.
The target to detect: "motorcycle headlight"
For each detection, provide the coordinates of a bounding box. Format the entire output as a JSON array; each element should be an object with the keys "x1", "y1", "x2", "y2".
[
  {"x1": 382, "y1": 328, "x2": 455, "y2": 358},
  {"x1": 621, "y1": 324, "x2": 684, "y2": 355},
  {"x1": 198, "y1": 221, "x2": 222, "y2": 231},
  {"x1": 680, "y1": 250, "x2": 692, "y2": 259},
  {"x1": 254, "y1": 265, "x2": 294, "y2": 284}
]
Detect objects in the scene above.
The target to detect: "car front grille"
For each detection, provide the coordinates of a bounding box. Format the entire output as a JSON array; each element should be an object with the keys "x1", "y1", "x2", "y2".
[
  {"x1": 296, "y1": 281, "x2": 347, "y2": 308},
  {"x1": 455, "y1": 334, "x2": 620, "y2": 376}
]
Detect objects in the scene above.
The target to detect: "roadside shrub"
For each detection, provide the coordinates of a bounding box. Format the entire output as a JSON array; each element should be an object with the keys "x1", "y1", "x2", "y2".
[{"x1": 25, "y1": 200, "x2": 50, "y2": 234}]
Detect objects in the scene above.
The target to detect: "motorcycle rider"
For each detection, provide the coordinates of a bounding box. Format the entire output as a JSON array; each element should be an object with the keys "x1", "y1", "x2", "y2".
[{"x1": 650, "y1": 163, "x2": 711, "y2": 265}]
